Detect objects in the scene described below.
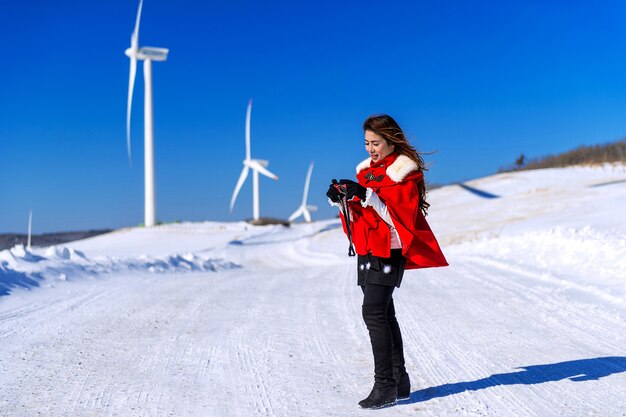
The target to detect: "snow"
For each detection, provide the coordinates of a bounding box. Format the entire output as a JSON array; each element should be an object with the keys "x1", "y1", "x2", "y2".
[{"x1": 1, "y1": 164, "x2": 626, "y2": 416}]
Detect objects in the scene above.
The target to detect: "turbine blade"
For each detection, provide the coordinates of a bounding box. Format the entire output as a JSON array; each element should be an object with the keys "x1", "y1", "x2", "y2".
[
  {"x1": 245, "y1": 99, "x2": 252, "y2": 161},
  {"x1": 126, "y1": 56, "x2": 137, "y2": 165},
  {"x1": 302, "y1": 161, "x2": 314, "y2": 205},
  {"x1": 246, "y1": 160, "x2": 278, "y2": 180},
  {"x1": 306, "y1": 205, "x2": 318, "y2": 212},
  {"x1": 126, "y1": 0, "x2": 142, "y2": 166},
  {"x1": 288, "y1": 206, "x2": 303, "y2": 222},
  {"x1": 303, "y1": 209, "x2": 311, "y2": 223},
  {"x1": 230, "y1": 166, "x2": 249, "y2": 211},
  {"x1": 131, "y1": 0, "x2": 143, "y2": 49}
]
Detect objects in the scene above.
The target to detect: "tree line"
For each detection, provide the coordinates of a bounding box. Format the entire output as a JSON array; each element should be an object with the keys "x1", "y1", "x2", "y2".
[{"x1": 499, "y1": 139, "x2": 626, "y2": 173}]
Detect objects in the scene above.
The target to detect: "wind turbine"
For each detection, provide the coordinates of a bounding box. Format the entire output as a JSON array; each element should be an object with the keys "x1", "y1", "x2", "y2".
[
  {"x1": 27, "y1": 209, "x2": 33, "y2": 249},
  {"x1": 125, "y1": 0, "x2": 169, "y2": 228},
  {"x1": 230, "y1": 99, "x2": 279, "y2": 222},
  {"x1": 288, "y1": 161, "x2": 317, "y2": 223}
]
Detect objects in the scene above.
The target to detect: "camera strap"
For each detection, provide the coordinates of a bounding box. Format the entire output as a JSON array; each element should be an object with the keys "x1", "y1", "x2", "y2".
[{"x1": 338, "y1": 195, "x2": 356, "y2": 257}]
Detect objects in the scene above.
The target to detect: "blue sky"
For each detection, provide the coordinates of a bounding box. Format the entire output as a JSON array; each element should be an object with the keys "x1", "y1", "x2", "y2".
[{"x1": 2, "y1": 0, "x2": 626, "y2": 233}]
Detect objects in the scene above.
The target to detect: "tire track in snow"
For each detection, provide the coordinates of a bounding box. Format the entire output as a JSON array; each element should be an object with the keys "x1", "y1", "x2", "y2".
[
  {"x1": 397, "y1": 264, "x2": 545, "y2": 416},
  {"x1": 456, "y1": 256, "x2": 626, "y2": 416},
  {"x1": 193, "y1": 344, "x2": 216, "y2": 385},
  {"x1": 0, "y1": 287, "x2": 120, "y2": 341},
  {"x1": 1, "y1": 272, "x2": 225, "y2": 416},
  {"x1": 395, "y1": 257, "x2": 626, "y2": 416},
  {"x1": 0, "y1": 286, "x2": 128, "y2": 416},
  {"x1": 235, "y1": 345, "x2": 275, "y2": 417},
  {"x1": 218, "y1": 265, "x2": 289, "y2": 417},
  {"x1": 398, "y1": 269, "x2": 475, "y2": 386},
  {"x1": 461, "y1": 255, "x2": 626, "y2": 352},
  {"x1": 0, "y1": 302, "x2": 50, "y2": 339}
]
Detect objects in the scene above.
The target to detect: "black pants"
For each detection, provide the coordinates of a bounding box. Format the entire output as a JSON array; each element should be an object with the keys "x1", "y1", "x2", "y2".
[
  {"x1": 360, "y1": 283, "x2": 407, "y2": 387},
  {"x1": 361, "y1": 282, "x2": 395, "y2": 306}
]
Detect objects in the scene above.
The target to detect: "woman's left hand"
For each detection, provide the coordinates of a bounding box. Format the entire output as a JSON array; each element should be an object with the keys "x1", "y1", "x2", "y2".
[{"x1": 339, "y1": 179, "x2": 367, "y2": 201}]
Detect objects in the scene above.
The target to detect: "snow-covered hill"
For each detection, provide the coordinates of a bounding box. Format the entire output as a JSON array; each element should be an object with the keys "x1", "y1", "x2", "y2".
[{"x1": 1, "y1": 165, "x2": 625, "y2": 416}]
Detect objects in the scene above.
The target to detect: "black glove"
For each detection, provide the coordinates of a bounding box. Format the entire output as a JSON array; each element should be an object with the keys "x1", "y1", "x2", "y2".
[
  {"x1": 339, "y1": 179, "x2": 367, "y2": 201},
  {"x1": 326, "y1": 183, "x2": 341, "y2": 203}
]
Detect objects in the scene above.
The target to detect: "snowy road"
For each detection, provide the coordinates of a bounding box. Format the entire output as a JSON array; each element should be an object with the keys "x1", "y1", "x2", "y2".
[
  {"x1": 2, "y1": 165, "x2": 626, "y2": 416},
  {"x1": 1, "y1": 243, "x2": 625, "y2": 416}
]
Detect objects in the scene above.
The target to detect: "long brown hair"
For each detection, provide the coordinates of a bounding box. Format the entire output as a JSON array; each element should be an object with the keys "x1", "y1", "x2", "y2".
[{"x1": 363, "y1": 114, "x2": 430, "y2": 215}]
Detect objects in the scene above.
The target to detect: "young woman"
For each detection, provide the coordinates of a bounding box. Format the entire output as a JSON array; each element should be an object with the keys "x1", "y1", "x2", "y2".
[{"x1": 327, "y1": 114, "x2": 448, "y2": 409}]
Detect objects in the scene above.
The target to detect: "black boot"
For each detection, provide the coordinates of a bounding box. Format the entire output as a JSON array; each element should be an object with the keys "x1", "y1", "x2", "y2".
[
  {"x1": 395, "y1": 372, "x2": 410, "y2": 400},
  {"x1": 360, "y1": 304, "x2": 397, "y2": 409},
  {"x1": 358, "y1": 384, "x2": 397, "y2": 409},
  {"x1": 388, "y1": 300, "x2": 410, "y2": 399}
]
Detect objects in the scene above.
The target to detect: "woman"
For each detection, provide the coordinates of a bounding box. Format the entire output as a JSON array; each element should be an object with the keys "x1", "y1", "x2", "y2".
[{"x1": 327, "y1": 114, "x2": 448, "y2": 409}]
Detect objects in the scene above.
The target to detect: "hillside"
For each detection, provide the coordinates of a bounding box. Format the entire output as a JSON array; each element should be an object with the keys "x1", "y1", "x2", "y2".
[
  {"x1": 500, "y1": 139, "x2": 626, "y2": 172},
  {"x1": 0, "y1": 230, "x2": 112, "y2": 251},
  {"x1": 1, "y1": 164, "x2": 625, "y2": 416}
]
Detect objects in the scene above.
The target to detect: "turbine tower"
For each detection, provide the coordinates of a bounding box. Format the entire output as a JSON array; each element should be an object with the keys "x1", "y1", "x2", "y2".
[
  {"x1": 125, "y1": 0, "x2": 169, "y2": 227},
  {"x1": 27, "y1": 209, "x2": 33, "y2": 249},
  {"x1": 230, "y1": 99, "x2": 279, "y2": 221},
  {"x1": 288, "y1": 161, "x2": 317, "y2": 223}
]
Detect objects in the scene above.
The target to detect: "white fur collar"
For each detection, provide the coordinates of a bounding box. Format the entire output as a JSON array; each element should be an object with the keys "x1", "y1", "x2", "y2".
[
  {"x1": 355, "y1": 154, "x2": 418, "y2": 183},
  {"x1": 356, "y1": 158, "x2": 372, "y2": 174}
]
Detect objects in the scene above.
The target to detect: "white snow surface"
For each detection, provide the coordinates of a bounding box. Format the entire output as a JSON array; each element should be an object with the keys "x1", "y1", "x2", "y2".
[{"x1": 1, "y1": 164, "x2": 626, "y2": 416}]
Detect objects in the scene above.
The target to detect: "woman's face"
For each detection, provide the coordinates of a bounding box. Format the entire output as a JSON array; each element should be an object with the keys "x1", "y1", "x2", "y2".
[{"x1": 365, "y1": 130, "x2": 395, "y2": 162}]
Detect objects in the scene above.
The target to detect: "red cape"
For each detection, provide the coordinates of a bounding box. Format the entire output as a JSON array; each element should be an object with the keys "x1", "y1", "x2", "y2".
[{"x1": 340, "y1": 152, "x2": 448, "y2": 269}]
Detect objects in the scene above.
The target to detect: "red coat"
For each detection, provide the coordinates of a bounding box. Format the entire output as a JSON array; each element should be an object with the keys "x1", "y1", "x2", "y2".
[{"x1": 339, "y1": 152, "x2": 448, "y2": 269}]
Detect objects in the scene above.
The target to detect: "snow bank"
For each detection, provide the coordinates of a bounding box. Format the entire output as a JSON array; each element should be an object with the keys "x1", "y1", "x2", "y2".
[
  {"x1": 426, "y1": 164, "x2": 626, "y2": 305},
  {"x1": 449, "y1": 226, "x2": 626, "y2": 304},
  {"x1": 0, "y1": 220, "x2": 344, "y2": 296},
  {"x1": 0, "y1": 244, "x2": 240, "y2": 296}
]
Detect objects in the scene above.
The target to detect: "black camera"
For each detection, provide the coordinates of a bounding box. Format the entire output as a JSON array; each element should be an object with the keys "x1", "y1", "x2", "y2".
[{"x1": 332, "y1": 179, "x2": 348, "y2": 195}]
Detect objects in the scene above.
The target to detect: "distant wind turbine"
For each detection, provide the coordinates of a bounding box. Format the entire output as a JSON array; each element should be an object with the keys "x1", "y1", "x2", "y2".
[
  {"x1": 230, "y1": 99, "x2": 279, "y2": 221},
  {"x1": 27, "y1": 209, "x2": 33, "y2": 249},
  {"x1": 125, "y1": 0, "x2": 169, "y2": 228},
  {"x1": 288, "y1": 161, "x2": 317, "y2": 223}
]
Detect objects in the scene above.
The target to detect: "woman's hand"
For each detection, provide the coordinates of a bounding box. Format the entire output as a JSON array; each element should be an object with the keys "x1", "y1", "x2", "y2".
[
  {"x1": 339, "y1": 179, "x2": 366, "y2": 201},
  {"x1": 326, "y1": 183, "x2": 341, "y2": 203}
]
